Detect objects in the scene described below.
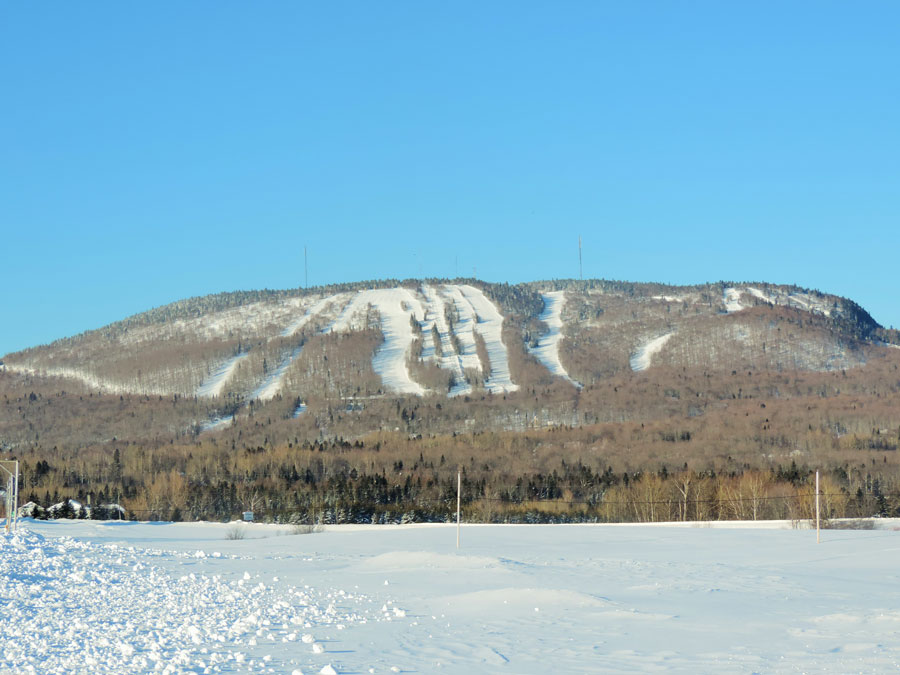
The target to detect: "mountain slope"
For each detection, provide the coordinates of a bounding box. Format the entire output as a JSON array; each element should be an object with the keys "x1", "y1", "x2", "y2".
[{"x1": 1, "y1": 278, "x2": 897, "y2": 446}]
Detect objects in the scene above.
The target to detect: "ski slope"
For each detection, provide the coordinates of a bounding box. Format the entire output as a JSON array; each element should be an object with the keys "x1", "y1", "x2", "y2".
[
  {"x1": 281, "y1": 297, "x2": 333, "y2": 337},
  {"x1": 327, "y1": 289, "x2": 427, "y2": 395},
  {"x1": 7, "y1": 519, "x2": 900, "y2": 674},
  {"x1": 252, "y1": 345, "x2": 303, "y2": 401},
  {"x1": 197, "y1": 353, "x2": 246, "y2": 398},
  {"x1": 420, "y1": 285, "x2": 471, "y2": 396},
  {"x1": 529, "y1": 291, "x2": 581, "y2": 388},
  {"x1": 630, "y1": 333, "x2": 674, "y2": 372},
  {"x1": 456, "y1": 285, "x2": 518, "y2": 393}
]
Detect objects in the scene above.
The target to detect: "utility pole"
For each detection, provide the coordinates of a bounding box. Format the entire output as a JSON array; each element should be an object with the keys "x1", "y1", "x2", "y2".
[
  {"x1": 456, "y1": 470, "x2": 461, "y2": 549},
  {"x1": 0, "y1": 460, "x2": 19, "y2": 533}
]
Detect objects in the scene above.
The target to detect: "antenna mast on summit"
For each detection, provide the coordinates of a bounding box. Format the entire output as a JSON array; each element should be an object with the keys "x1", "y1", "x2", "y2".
[
  {"x1": 578, "y1": 235, "x2": 583, "y2": 280},
  {"x1": 304, "y1": 246, "x2": 308, "y2": 289}
]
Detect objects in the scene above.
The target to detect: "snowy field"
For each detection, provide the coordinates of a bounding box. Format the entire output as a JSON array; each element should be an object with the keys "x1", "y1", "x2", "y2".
[{"x1": 4, "y1": 520, "x2": 900, "y2": 674}]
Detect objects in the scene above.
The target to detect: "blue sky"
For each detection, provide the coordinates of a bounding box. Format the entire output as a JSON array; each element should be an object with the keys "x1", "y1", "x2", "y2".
[{"x1": 2, "y1": 2, "x2": 898, "y2": 356}]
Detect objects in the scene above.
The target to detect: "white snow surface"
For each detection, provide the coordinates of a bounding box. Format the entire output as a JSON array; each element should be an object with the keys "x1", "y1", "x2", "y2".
[
  {"x1": 326, "y1": 289, "x2": 427, "y2": 395},
  {"x1": 252, "y1": 346, "x2": 304, "y2": 401},
  {"x1": 455, "y1": 285, "x2": 518, "y2": 393},
  {"x1": 528, "y1": 291, "x2": 581, "y2": 388},
  {"x1": 724, "y1": 286, "x2": 834, "y2": 317},
  {"x1": 630, "y1": 333, "x2": 675, "y2": 372},
  {"x1": 420, "y1": 285, "x2": 471, "y2": 396},
  {"x1": 7, "y1": 519, "x2": 900, "y2": 674},
  {"x1": 723, "y1": 287, "x2": 744, "y2": 313},
  {"x1": 281, "y1": 297, "x2": 333, "y2": 337},
  {"x1": 198, "y1": 353, "x2": 247, "y2": 398}
]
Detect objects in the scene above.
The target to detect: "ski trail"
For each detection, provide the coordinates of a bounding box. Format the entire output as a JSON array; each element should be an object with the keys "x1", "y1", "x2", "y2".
[
  {"x1": 745, "y1": 287, "x2": 775, "y2": 306},
  {"x1": 421, "y1": 285, "x2": 471, "y2": 396},
  {"x1": 200, "y1": 415, "x2": 233, "y2": 432},
  {"x1": 723, "y1": 287, "x2": 744, "y2": 313},
  {"x1": 529, "y1": 291, "x2": 582, "y2": 388},
  {"x1": 369, "y1": 288, "x2": 427, "y2": 395},
  {"x1": 326, "y1": 288, "x2": 428, "y2": 395},
  {"x1": 282, "y1": 297, "x2": 333, "y2": 337},
  {"x1": 442, "y1": 285, "x2": 485, "y2": 378},
  {"x1": 457, "y1": 285, "x2": 518, "y2": 393},
  {"x1": 321, "y1": 293, "x2": 358, "y2": 333},
  {"x1": 197, "y1": 353, "x2": 246, "y2": 398},
  {"x1": 630, "y1": 333, "x2": 674, "y2": 372},
  {"x1": 252, "y1": 345, "x2": 303, "y2": 401}
]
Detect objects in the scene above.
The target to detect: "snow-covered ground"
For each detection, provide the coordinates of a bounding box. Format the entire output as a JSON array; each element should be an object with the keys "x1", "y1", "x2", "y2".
[
  {"x1": 252, "y1": 346, "x2": 304, "y2": 402},
  {"x1": 630, "y1": 333, "x2": 674, "y2": 372},
  {"x1": 723, "y1": 287, "x2": 744, "y2": 313},
  {"x1": 327, "y1": 289, "x2": 427, "y2": 396},
  {"x1": 528, "y1": 291, "x2": 581, "y2": 388},
  {"x1": 198, "y1": 353, "x2": 247, "y2": 398},
  {"x1": 5, "y1": 520, "x2": 900, "y2": 674},
  {"x1": 282, "y1": 297, "x2": 333, "y2": 338},
  {"x1": 420, "y1": 285, "x2": 470, "y2": 397},
  {"x1": 455, "y1": 285, "x2": 518, "y2": 394}
]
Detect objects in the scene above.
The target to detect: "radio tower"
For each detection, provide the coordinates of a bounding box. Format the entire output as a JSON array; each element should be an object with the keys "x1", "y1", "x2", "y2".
[{"x1": 578, "y1": 235, "x2": 583, "y2": 280}]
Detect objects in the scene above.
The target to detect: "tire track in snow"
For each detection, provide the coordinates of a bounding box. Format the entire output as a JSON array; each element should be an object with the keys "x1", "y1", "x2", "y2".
[{"x1": 529, "y1": 291, "x2": 582, "y2": 388}]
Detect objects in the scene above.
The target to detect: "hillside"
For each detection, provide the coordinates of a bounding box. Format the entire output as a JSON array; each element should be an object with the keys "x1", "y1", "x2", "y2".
[{"x1": 3, "y1": 278, "x2": 900, "y2": 523}]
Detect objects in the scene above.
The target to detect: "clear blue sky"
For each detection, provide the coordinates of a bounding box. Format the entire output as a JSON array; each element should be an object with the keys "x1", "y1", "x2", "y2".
[{"x1": 2, "y1": 2, "x2": 898, "y2": 356}]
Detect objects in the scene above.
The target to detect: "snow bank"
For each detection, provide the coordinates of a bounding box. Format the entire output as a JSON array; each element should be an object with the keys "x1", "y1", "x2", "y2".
[
  {"x1": 630, "y1": 333, "x2": 674, "y2": 372},
  {"x1": 0, "y1": 525, "x2": 386, "y2": 675},
  {"x1": 528, "y1": 291, "x2": 581, "y2": 388}
]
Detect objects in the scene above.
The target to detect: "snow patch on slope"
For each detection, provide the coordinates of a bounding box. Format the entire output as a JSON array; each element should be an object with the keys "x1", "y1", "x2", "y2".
[
  {"x1": 421, "y1": 285, "x2": 471, "y2": 396},
  {"x1": 723, "y1": 288, "x2": 744, "y2": 313},
  {"x1": 529, "y1": 292, "x2": 581, "y2": 388},
  {"x1": 197, "y1": 352, "x2": 246, "y2": 398},
  {"x1": 457, "y1": 285, "x2": 518, "y2": 394},
  {"x1": 630, "y1": 333, "x2": 674, "y2": 372},
  {"x1": 252, "y1": 345, "x2": 304, "y2": 401},
  {"x1": 327, "y1": 289, "x2": 427, "y2": 395},
  {"x1": 282, "y1": 297, "x2": 333, "y2": 337}
]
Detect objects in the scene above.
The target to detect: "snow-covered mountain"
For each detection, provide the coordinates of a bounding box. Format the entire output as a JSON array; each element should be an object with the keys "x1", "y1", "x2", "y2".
[{"x1": 1, "y1": 278, "x2": 895, "y2": 439}]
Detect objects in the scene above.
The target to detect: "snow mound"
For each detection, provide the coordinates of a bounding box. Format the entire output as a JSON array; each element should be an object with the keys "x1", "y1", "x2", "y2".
[
  {"x1": 528, "y1": 291, "x2": 582, "y2": 388},
  {"x1": 0, "y1": 526, "x2": 386, "y2": 674}
]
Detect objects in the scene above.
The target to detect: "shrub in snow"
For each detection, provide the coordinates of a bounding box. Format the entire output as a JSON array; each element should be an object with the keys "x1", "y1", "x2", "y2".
[{"x1": 18, "y1": 501, "x2": 45, "y2": 519}]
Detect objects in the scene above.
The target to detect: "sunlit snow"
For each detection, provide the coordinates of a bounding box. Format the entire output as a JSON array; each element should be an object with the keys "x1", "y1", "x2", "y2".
[
  {"x1": 630, "y1": 333, "x2": 674, "y2": 372},
  {"x1": 6, "y1": 519, "x2": 900, "y2": 674},
  {"x1": 529, "y1": 291, "x2": 581, "y2": 388}
]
